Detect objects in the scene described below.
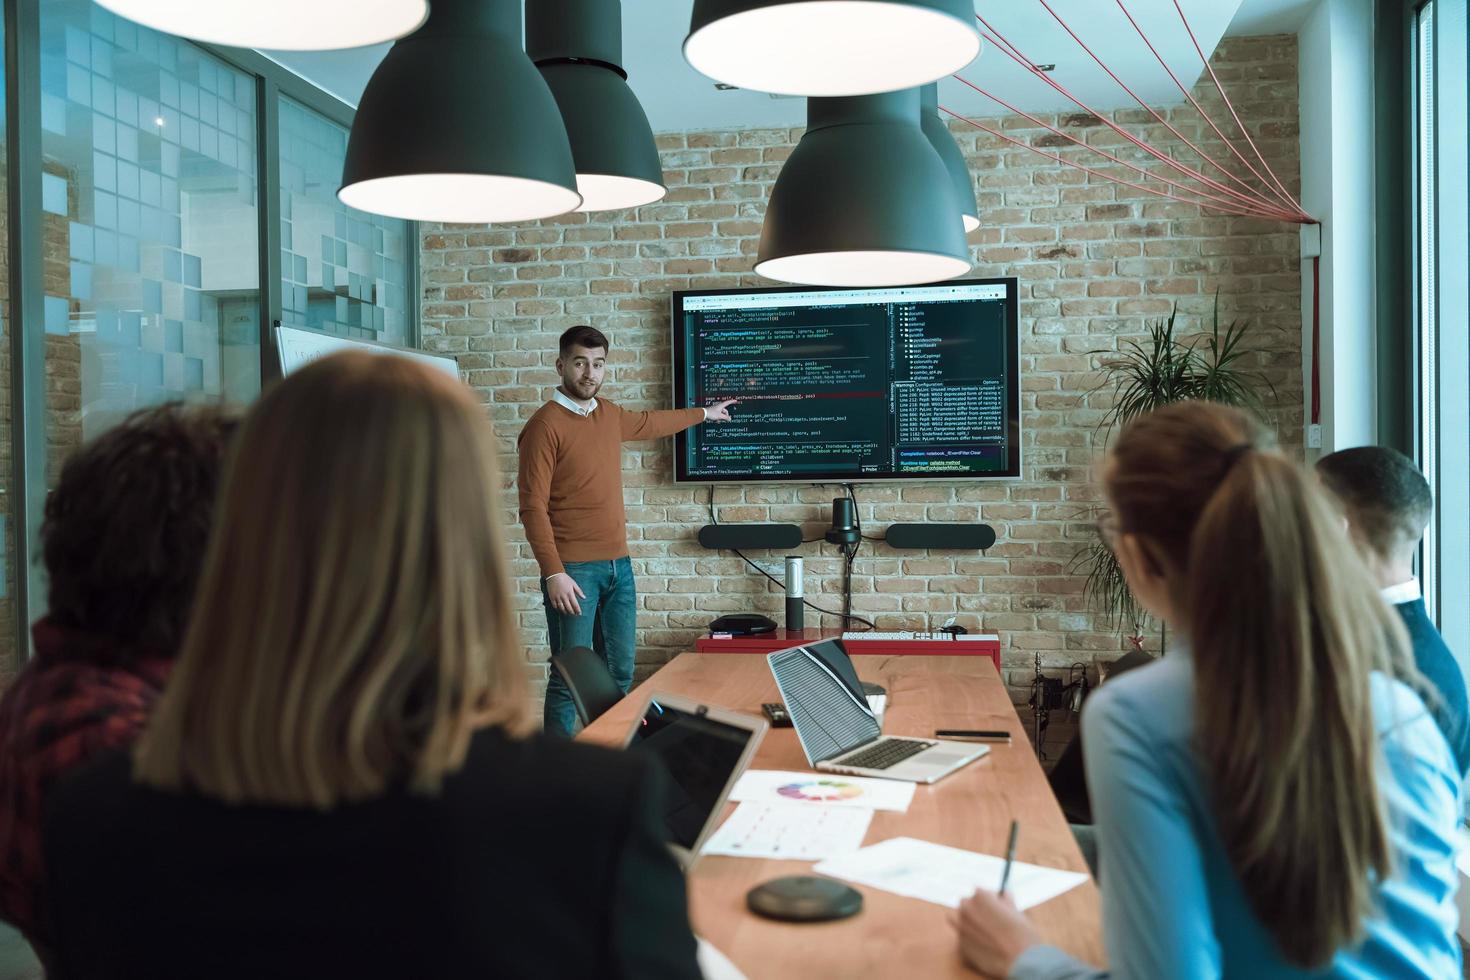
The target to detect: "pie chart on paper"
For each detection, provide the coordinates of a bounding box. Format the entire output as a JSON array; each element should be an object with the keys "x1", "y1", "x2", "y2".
[{"x1": 777, "y1": 779, "x2": 865, "y2": 803}]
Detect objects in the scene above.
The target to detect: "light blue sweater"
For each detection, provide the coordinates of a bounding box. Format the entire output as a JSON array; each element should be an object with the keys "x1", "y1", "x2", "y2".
[{"x1": 1013, "y1": 653, "x2": 1462, "y2": 980}]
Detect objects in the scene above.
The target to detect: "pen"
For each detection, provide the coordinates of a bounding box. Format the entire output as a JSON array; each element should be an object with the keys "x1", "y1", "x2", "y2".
[{"x1": 997, "y1": 820, "x2": 1019, "y2": 897}]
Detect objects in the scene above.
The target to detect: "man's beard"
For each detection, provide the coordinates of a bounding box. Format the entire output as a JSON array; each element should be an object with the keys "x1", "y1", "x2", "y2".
[{"x1": 568, "y1": 378, "x2": 601, "y2": 400}]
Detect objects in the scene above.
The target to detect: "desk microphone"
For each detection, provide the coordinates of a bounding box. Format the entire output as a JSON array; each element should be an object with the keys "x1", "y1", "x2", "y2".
[{"x1": 784, "y1": 556, "x2": 804, "y2": 631}]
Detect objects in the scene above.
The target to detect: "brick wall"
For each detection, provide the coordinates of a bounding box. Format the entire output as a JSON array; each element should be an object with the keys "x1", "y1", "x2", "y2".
[{"x1": 419, "y1": 35, "x2": 1304, "y2": 703}]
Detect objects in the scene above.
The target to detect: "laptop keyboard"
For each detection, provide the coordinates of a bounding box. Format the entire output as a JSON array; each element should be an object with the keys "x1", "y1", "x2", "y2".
[{"x1": 835, "y1": 738, "x2": 933, "y2": 770}]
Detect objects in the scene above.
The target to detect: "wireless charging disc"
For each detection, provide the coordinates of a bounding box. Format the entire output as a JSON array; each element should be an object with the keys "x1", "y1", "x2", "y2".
[{"x1": 746, "y1": 875, "x2": 863, "y2": 923}]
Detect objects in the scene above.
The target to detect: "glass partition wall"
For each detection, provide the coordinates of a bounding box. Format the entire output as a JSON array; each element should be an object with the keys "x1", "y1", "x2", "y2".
[{"x1": 1, "y1": 0, "x2": 417, "y2": 672}]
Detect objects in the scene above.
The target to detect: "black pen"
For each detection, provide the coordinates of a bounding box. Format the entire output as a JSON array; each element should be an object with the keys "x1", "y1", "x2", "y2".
[{"x1": 997, "y1": 820, "x2": 1019, "y2": 897}]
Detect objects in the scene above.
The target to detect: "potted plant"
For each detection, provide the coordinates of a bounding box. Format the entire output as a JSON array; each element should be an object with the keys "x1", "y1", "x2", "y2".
[{"x1": 1073, "y1": 294, "x2": 1275, "y2": 652}]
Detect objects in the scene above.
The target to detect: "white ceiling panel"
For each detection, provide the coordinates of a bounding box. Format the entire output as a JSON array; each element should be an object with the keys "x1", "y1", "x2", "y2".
[{"x1": 263, "y1": 0, "x2": 1313, "y2": 133}]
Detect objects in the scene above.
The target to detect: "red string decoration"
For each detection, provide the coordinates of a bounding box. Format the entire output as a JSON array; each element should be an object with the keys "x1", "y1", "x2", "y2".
[{"x1": 944, "y1": 3, "x2": 1315, "y2": 225}]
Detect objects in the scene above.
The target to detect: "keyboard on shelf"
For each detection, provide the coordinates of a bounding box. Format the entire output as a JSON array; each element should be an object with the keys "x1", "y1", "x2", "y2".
[{"x1": 842, "y1": 630, "x2": 955, "y2": 642}]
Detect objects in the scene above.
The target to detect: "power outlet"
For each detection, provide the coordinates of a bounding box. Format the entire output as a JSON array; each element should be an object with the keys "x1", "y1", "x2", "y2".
[{"x1": 1307, "y1": 424, "x2": 1322, "y2": 449}]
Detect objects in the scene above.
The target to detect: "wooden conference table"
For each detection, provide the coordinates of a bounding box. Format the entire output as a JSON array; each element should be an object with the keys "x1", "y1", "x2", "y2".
[{"x1": 580, "y1": 653, "x2": 1104, "y2": 978}]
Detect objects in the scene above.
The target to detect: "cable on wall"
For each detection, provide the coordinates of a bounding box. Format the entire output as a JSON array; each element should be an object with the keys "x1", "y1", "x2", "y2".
[
  {"x1": 948, "y1": 78, "x2": 1294, "y2": 220},
  {"x1": 969, "y1": 14, "x2": 1293, "y2": 217},
  {"x1": 940, "y1": 2, "x2": 1316, "y2": 226},
  {"x1": 706, "y1": 486, "x2": 875, "y2": 629}
]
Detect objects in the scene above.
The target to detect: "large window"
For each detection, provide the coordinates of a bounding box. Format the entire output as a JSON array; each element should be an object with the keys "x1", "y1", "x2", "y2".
[
  {"x1": 38, "y1": 0, "x2": 261, "y2": 477},
  {"x1": 1413, "y1": 0, "x2": 1470, "y2": 652},
  {"x1": 278, "y1": 96, "x2": 408, "y2": 346},
  {"x1": 0, "y1": 1, "x2": 419, "y2": 665}
]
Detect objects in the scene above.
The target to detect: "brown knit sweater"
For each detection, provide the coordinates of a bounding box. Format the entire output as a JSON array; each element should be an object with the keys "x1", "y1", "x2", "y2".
[{"x1": 517, "y1": 399, "x2": 704, "y2": 577}]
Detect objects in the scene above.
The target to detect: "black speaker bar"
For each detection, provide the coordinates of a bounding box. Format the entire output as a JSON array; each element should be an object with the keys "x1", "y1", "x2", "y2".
[
  {"x1": 697, "y1": 524, "x2": 804, "y2": 550},
  {"x1": 697, "y1": 522, "x2": 995, "y2": 551},
  {"x1": 884, "y1": 523, "x2": 996, "y2": 551}
]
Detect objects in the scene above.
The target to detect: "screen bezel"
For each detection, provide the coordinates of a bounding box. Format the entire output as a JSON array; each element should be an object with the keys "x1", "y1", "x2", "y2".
[
  {"x1": 669, "y1": 277, "x2": 1023, "y2": 484},
  {"x1": 619, "y1": 691, "x2": 769, "y2": 867}
]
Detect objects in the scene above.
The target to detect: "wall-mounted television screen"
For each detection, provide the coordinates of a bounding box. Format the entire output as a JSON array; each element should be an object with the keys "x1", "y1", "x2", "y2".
[{"x1": 671, "y1": 278, "x2": 1022, "y2": 483}]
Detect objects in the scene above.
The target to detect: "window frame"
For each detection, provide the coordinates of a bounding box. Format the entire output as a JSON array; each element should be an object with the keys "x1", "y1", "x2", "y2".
[
  {"x1": 195, "y1": 44, "x2": 422, "y2": 380},
  {"x1": 1406, "y1": 0, "x2": 1470, "y2": 654}
]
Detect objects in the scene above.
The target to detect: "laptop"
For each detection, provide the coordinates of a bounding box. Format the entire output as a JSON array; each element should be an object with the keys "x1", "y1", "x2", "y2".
[
  {"x1": 768, "y1": 640, "x2": 989, "y2": 784},
  {"x1": 622, "y1": 692, "x2": 768, "y2": 869}
]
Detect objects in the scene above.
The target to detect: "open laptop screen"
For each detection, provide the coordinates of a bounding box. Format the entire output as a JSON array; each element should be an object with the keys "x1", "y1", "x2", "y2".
[
  {"x1": 769, "y1": 641, "x2": 882, "y2": 765},
  {"x1": 627, "y1": 697, "x2": 756, "y2": 850}
]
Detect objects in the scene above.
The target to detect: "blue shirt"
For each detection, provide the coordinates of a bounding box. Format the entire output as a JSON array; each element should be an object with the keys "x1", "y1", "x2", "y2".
[{"x1": 1012, "y1": 653, "x2": 1462, "y2": 980}]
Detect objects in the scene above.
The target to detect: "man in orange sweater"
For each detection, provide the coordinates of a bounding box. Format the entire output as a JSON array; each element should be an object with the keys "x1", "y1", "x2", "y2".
[{"x1": 518, "y1": 325, "x2": 735, "y2": 735}]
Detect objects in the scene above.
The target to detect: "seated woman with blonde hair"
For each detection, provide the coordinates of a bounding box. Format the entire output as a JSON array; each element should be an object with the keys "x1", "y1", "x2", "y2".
[
  {"x1": 956, "y1": 401, "x2": 1461, "y2": 979},
  {"x1": 43, "y1": 352, "x2": 701, "y2": 979}
]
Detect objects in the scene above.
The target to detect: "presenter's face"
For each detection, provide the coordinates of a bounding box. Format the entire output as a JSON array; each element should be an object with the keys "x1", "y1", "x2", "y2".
[{"x1": 558, "y1": 344, "x2": 607, "y2": 401}]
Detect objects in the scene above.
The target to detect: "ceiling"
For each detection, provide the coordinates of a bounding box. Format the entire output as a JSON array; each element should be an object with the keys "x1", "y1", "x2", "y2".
[{"x1": 264, "y1": 0, "x2": 1318, "y2": 133}]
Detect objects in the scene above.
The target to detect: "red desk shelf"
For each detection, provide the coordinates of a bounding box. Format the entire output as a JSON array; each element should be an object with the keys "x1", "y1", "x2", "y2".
[{"x1": 694, "y1": 629, "x2": 1001, "y2": 672}]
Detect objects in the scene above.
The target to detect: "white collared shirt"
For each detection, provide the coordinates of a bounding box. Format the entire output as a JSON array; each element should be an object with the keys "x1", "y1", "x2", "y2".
[
  {"x1": 1381, "y1": 579, "x2": 1422, "y2": 606},
  {"x1": 551, "y1": 387, "x2": 597, "y2": 417},
  {"x1": 549, "y1": 387, "x2": 709, "y2": 420}
]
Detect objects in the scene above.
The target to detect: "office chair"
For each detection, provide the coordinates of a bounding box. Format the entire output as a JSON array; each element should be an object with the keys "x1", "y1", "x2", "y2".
[
  {"x1": 1048, "y1": 648, "x2": 1156, "y2": 825},
  {"x1": 550, "y1": 646, "x2": 623, "y2": 728}
]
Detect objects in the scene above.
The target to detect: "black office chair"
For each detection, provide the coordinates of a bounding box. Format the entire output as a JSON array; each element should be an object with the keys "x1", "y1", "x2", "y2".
[
  {"x1": 1048, "y1": 648, "x2": 1156, "y2": 825},
  {"x1": 550, "y1": 646, "x2": 623, "y2": 728}
]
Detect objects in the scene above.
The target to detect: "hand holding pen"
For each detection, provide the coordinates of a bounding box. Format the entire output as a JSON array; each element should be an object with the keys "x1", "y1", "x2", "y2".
[{"x1": 951, "y1": 820, "x2": 1041, "y2": 977}]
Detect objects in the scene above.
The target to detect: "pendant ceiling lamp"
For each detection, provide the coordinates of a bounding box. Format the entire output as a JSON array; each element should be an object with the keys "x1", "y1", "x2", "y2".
[
  {"x1": 94, "y1": 0, "x2": 428, "y2": 50},
  {"x1": 756, "y1": 90, "x2": 971, "y2": 287},
  {"x1": 920, "y1": 84, "x2": 980, "y2": 234},
  {"x1": 685, "y1": 0, "x2": 980, "y2": 97},
  {"x1": 527, "y1": 0, "x2": 667, "y2": 212},
  {"x1": 339, "y1": 0, "x2": 581, "y2": 224}
]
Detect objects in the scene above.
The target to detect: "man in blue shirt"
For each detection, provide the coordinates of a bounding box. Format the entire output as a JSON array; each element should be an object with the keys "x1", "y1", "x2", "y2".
[{"x1": 1318, "y1": 446, "x2": 1470, "y2": 776}]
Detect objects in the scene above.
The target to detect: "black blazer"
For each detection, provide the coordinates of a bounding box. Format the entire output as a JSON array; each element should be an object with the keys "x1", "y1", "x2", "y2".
[{"x1": 43, "y1": 728, "x2": 701, "y2": 980}]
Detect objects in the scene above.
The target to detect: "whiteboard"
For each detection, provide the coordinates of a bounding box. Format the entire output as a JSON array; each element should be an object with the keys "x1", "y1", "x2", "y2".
[{"x1": 274, "y1": 324, "x2": 461, "y2": 381}]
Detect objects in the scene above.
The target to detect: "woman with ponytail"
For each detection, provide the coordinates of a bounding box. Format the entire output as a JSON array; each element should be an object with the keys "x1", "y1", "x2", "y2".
[{"x1": 955, "y1": 401, "x2": 1461, "y2": 979}]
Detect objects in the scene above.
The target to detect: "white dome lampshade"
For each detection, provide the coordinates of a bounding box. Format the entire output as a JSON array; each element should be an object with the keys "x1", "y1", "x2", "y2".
[
  {"x1": 94, "y1": 0, "x2": 429, "y2": 50},
  {"x1": 685, "y1": 0, "x2": 980, "y2": 97}
]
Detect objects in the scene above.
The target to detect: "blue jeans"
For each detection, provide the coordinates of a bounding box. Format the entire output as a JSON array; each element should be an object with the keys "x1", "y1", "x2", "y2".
[{"x1": 542, "y1": 557, "x2": 637, "y2": 737}]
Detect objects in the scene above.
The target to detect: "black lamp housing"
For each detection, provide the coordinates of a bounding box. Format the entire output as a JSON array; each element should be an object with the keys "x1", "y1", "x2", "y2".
[
  {"x1": 921, "y1": 82, "x2": 980, "y2": 234},
  {"x1": 756, "y1": 89, "x2": 971, "y2": 287},
  {"x1": 527, "y1": 0, "x2": 667, "y2": 213},
  {"x1": 339, "y1": 0, "x2": 581, "y2": 224}
]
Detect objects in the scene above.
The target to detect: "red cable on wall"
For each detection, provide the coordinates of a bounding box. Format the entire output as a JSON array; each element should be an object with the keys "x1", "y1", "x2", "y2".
[
  {"x1": 972, "y1": 15, "x2": 1297, "y2": 218},
  {"x1": 946, "y1": 1, "x2": 1320, "y2": 438},
  {"x1": 1311, "y1": 255, "x2": 1321, "y2": 425},
  {"x1": 950, "y1": 77, "x2": 1295, "y2": 220},
  {"x1": 940, "y1": 106, "x2": 1279, "y2": 217},
  {"x1": 1168, "y1": 0, "x2": 1309, "y2": 217},
  {"x1": 1030, "y1": 0, "x2": 1293, "y2": 214},
  {"x1": 1113, "y1": 0, "x2": 1309, "y2": 219}
]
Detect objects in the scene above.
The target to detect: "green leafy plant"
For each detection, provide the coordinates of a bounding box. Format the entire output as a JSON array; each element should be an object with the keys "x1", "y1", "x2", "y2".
[{"x1": 1071, "y1": 293, "x2": 1275, "y2": 645}]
